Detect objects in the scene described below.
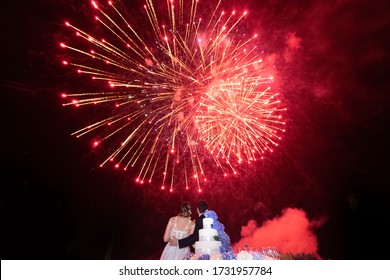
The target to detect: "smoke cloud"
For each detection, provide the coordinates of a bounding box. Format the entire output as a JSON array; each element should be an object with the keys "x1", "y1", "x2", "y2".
[{"x1": 232, "y1": 208, "x2": 326, "y2": 257}]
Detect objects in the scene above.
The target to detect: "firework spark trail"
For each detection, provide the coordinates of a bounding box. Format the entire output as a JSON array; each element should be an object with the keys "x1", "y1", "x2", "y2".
[{"x1": 60, "y1": 0, "x2": 286, "y2": 192}]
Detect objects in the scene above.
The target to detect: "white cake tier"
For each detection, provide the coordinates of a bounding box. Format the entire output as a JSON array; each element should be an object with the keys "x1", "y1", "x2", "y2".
[
  {"x1": 199, "y1": 229, "x2": 218, "y2": 241},
  {"x1": 194, "y1": 241, "x2": 222, "y2": 255},
  {"x1": 202, "y1": 217, "x2": 213, "y2": 229}
]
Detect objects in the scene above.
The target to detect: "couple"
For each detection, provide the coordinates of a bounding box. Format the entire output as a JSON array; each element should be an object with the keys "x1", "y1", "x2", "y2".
[{"x1": 160, "y1": 200, "x2": 208, "y2": 260}]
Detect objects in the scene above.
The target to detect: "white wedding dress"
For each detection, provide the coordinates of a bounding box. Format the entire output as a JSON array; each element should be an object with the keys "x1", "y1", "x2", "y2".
[{"x1": 160, "y1": 217, "x2": 192, "y2": 260}]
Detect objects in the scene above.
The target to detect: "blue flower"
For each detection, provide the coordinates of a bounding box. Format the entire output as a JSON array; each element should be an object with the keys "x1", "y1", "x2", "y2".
[
  {"x1": 204, "y1": 210, "x2": 235, "y2": 254},
  {"x1": 222, "y1": 251, "x2": 237, "y2": 260},
  {"x1": 198, "y1": 254, "x2": 210, "y2": 260},
  {"x1": 183, "y1": 252, "x2": 194, "y2": 260},
  {"x1": 252, "y1": 252, "x2": 266, "y2": 260}
]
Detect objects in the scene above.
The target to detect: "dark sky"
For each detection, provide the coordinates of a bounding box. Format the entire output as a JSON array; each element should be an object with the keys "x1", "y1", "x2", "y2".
[{"x1": 1, "y1": 0, "x2": 390, "y2": 260}]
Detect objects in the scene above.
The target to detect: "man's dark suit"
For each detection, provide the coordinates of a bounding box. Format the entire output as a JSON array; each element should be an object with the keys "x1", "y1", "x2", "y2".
[{"x1": 178, "y1": 213, "x2": 205, "y2": 249}]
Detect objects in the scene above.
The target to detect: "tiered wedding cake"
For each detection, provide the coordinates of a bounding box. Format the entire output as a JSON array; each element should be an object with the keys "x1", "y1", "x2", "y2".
[{"x1": 194, "y1": 217, "x2": 222, "y2": 255}]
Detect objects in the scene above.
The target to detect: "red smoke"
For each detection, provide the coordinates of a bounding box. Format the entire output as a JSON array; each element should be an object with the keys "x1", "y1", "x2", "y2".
[{"x1": 232, "y1": 208, "x2": 326, "y2": 256}]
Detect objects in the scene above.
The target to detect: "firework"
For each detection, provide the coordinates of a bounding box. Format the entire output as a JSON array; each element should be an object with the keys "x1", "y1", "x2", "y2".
[{"x1": 59, "y1": 0, "x2": 286, "y2": 192}]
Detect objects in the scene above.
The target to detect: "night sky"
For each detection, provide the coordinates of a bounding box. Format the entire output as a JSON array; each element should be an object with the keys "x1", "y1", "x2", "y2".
[{"x1": 1, "y1": 0, "x2": 390, "y2": 260}]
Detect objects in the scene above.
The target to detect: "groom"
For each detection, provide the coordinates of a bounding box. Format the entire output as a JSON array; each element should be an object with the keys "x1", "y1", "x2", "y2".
[{"x1": 169, "y1": 200, "x2": 208, "y2": 251}]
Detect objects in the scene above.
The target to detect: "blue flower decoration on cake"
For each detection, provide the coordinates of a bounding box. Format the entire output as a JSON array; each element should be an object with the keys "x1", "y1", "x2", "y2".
[{"x1": 204, "y1": 210, "x2": 234, "y2": 255}]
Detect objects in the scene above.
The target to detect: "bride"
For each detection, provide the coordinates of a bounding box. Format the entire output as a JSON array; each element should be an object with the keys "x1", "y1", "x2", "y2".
[{"x1": 160, "y1": 202, "x2": 195, "y2": 260}]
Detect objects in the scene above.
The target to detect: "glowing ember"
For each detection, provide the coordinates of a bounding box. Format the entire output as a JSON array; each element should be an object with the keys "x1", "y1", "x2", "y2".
[{"x1": 60, "y1": 0, "x2": 286, "y2": 191}]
